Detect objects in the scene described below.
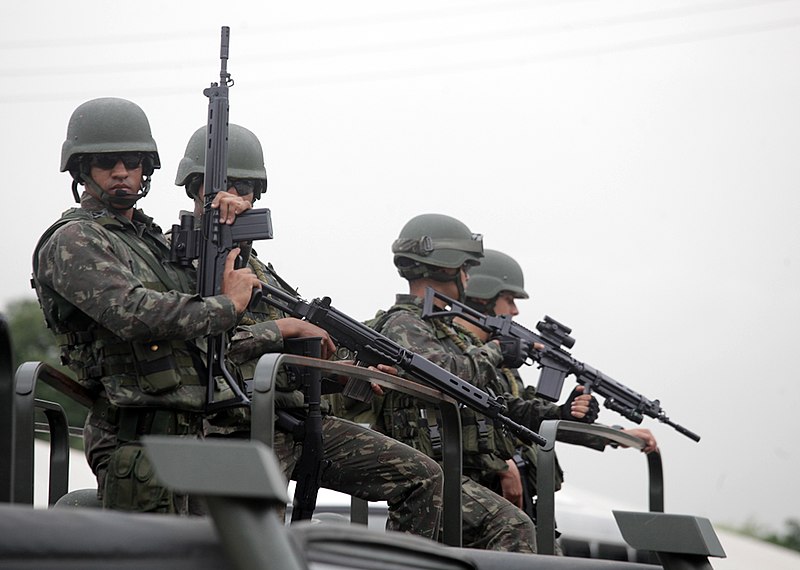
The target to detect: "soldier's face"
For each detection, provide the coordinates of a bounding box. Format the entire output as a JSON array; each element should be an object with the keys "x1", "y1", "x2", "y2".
[
  {"x1": 492, "y1": 292, "x2": 519, "y2": 317},
  {"x1": 90, "y1": 157, "x2": 144, "y2": 198}
]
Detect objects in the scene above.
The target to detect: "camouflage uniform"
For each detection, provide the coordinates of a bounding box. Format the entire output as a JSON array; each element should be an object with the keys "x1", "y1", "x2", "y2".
[
  {"x1": 362, "y1": 294, "x2": 537, "y2": 553},
  {"x1": 33, "y1": 193, "x2": 238, "y2": 514},
  {"x1": 212, "y1": 254, "x2": 444, "y2": 541}
]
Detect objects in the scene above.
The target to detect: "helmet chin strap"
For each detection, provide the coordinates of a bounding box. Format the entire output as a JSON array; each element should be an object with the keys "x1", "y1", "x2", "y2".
[
  {"x1": 400, "y1": 263, "x2": 467, "y2": 302},
  {"x1": 428, "y1": 268, "x2": 467, "y2": 303},
  {"x1": 78, "y1": 172, "x2": 151, "y2": 211}
]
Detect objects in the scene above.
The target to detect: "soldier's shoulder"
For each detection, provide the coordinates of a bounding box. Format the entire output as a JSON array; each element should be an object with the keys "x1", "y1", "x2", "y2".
[
  {"x1": 44, "y1": 213, "x2": 114, "y2": 244},
  {"x1": 379, "y1": 305, "x2": 426, "y2": 333}
]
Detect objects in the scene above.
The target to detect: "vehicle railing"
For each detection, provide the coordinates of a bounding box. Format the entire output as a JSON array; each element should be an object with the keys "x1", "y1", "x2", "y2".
[
  {"x1": 535, "y1": 419, "x2": 664, "y2": 555},
  {"x1": 2, "y1": 353, "x2": 465, "y2": 546},
  {"x1": 2, "y1": 361, "x2": 81, "y2": 505},
  {"x1": 0, "y1": 315, "x2": 14, "y2": 503},
  {"x1": 249, "y1": 353, "x2": 464, "y2": 547}
]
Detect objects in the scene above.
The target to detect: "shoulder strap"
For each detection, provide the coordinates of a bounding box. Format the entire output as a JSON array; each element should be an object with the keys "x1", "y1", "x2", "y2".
[
  {"x1": 368, "y1": 305, "x2": 407, "y2": 334},
  {"x1": 32, "y1": 208, "x2": 92, "y2": 278},
  {"x1": 111, "y1": 229, "x2": 183, "y2": 292}
]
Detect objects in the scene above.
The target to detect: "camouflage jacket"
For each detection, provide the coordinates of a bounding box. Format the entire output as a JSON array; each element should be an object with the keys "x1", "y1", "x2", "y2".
[
  {"x1": 33, "y1": 193, "x2": 238, "y2": 411},
  {"x1": 372, "y1": 294, "x2": 514, "y2": 477}
]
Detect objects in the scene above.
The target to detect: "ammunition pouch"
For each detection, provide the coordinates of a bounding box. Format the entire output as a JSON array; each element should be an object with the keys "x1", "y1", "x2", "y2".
[
  {"x1": 103, "y1": 442, "x2": 183, "y2": 513},
  {"x1": 384, "y1": 401, "x2": 435, "y2": 459}
]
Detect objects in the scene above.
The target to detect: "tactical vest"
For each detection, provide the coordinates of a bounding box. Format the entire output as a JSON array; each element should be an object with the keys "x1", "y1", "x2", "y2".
[
  {"x1": 373, "y1": 304, "x2": 516, "y2": 464},
  {"x1": 227, "y1": 257, "x2": 323, "y2": 411},
  {"x1": 31, "y1": 208, "x2": 207, "y2": 412}
]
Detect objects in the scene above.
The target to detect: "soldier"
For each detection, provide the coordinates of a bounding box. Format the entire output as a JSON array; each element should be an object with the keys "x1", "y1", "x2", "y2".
[
  {"x1": 31, "y1": 98, "x2": 261, "y2": 514},
  {"x1": 174, "y1": 124, "x2": 444, "y2": 541},
  {"x1": 344, "y1": 213, "x2": 593, "y2": 553},
  {"x1": 460, "y1": 249, "x2": 658, "y2": 523}
]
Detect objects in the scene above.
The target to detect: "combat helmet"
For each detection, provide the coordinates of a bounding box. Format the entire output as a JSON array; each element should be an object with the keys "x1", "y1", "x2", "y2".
[
  {"x1": 175, "y1": 124, "x2": 267, "y2": 201},
  {"x1": 464, "y1": 249, "x2": 528, "y2": 315},
  {"x1": 465, "y1": 249, "x2": 529, "y2": 300},
  {"x1": 392, "y1": 214, "x2": 483, "y2": 299},
  {"x1": 60, "y1": 97, "x2": 160, "y2": 206}
]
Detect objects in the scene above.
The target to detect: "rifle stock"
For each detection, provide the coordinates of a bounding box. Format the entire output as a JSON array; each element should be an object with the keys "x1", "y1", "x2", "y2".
[
  {"x1": 258, "y1": 281, "x2": 547, "y2": 447},
  {"x1": 421, "y1": 287, "x2": 701, "y2": 443}
]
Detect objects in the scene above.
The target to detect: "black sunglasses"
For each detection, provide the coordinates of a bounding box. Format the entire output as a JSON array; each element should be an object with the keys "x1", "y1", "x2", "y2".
[
  {"x1": 90, "y1": 153, "x2": 144, "y2": 170},
  {"x1": 229, "y1": 178, "x2": 255, "y2": 196}
]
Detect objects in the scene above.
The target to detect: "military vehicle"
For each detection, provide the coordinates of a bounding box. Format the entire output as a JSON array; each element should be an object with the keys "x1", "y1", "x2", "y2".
[{"x1": 0, "y1": 312, "x2": 728, "y2": 570}]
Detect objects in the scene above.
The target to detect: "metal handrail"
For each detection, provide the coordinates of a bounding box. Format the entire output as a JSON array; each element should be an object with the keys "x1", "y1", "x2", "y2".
[
  {"x1": 535, "y1": 420, "x2": 664, "y2": 555},
  {"x1": 0, "y1": 315, "x2": 14, "y2": 502},
  {"x1": 11, "y1": 361, "x2": 75, "y2": 505},
  {"x1": 249, "y1": 354, "x2": 464, "y2": 546}
]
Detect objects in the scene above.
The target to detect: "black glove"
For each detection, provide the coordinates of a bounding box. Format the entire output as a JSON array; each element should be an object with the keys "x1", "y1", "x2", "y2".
[
  {"x1": 560, "y1": 387, "x2": 600, "y2": 423},
  {"x1": 496, "y1": 336, "x2": 530, "y2": 369}
]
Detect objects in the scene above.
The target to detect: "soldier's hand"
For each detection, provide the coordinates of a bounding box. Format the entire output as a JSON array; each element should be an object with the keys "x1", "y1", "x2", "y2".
[
  {"x1": 366, "y1": 364, "x2": 399, "y2": 396},
  {"x1": 500, "y1": 460, "x2": 523, "y2": 508},
  {"x1": 495, "y1": 336, "x2": 529, "y2": 368},
  {"x1": 618, "y1": 428, "x2": 658, "y2": 454},
  {"x1": 274, "y1": 318, "x2": 337, "y2": 359},
  {"x1": 212, "y1": 191, "x2": 253, "y2": 224},
  {"x1": 222, "y1": 248, "x2": 261, "y2": 313},
  {"x1": 560, "y1": 385, "x2": 599, "y2": 423}
]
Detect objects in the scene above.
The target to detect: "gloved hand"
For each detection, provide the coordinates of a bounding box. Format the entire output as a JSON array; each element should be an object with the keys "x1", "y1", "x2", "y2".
[
  {"x1": 560, "y1": 386, "x2": 599, "y2": 423},
  {"x1": 496, "y1": 336, "x2": 530, "y2": 369}
]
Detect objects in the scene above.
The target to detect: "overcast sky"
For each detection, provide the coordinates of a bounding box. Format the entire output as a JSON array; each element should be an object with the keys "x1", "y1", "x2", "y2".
[{"x1": 3, "y1": 0, "x2": 799, "y2": 535}]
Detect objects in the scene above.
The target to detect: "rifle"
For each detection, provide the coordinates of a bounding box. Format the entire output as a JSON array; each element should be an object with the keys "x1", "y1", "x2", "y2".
[
  {"x1": 170, "y1": 26, "x2": 274, "y2": 411},
  {"x1": 421, "y1": 287, "x2": 701, "y2": 443},
  {"x1": 257, "y1": 281, "x2": 547, "y2": 447},
  {"x1": 281, "y1": 338, "x2": 328, "y2": 522}
]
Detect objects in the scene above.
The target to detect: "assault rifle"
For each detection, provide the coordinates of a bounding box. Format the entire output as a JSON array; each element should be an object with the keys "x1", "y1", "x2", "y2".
[
  {"x1": 421, "y1": 288, "x2": 701, "y2": 442},
  {"x1": 170, "y1": 26, "x2": 273, "y2": 411},
  {"x1": 281, "y1": 338, "x2": 328, "y2": 522},
  {"x1": 257, "y1": 282, "x2": 547, "y2": 447}
]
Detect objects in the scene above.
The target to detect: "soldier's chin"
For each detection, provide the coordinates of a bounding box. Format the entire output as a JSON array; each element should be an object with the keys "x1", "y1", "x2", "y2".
[{"x1": 107, "y1": 190, "x2": 142, "y2": 209}]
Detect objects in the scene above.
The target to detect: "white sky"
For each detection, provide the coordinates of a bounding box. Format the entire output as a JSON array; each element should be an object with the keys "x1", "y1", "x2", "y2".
[{"x1": 3, "y1": 0, "x2": 799, "y2": 537}]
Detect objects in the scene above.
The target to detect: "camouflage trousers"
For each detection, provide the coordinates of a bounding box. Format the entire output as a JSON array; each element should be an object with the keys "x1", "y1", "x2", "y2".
[
  {"x1": 460, "y1": 475, "x2": 537, "y2": 553},
  {"x1": 274, "y1": 416, "x2": 443, "y2": 541},
  {"x1": 83, "y1": 407, "x2": 205, "y2": 515}
]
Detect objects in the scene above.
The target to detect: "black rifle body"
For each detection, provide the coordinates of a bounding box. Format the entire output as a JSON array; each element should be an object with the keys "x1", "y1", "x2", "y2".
[
  {"x1": 169, "y1": 27, "x2": 273, "y2": 411},
  {"x1": 258, "y1": 282, "x2": 546, "y2": 447},
  {"x1": 281, "y1": 338, "x2": 327, "y2": 522},
  {"x1": 422, "y1": 288, "x2": 700, "y2": 443}
]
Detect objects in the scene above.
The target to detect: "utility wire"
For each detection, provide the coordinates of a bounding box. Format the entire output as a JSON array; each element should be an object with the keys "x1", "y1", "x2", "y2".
[{"x1": 1, "y1": 15, "x2": 799, "y2": 104}]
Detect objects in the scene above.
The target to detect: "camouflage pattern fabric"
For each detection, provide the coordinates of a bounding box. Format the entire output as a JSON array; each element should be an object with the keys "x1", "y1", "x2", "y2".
[
  {"x1": 205, "y1": 253, "x2": 330, "y2": 436},
  {"x1": 218, "y1": 254, "x2": 444, "y2": 541},
  {"x1": 274, "y1": 416, "x2": 442, "y2": 541},
  {"x1": 33, "y1": 193, "x2": 238, "y2": 513},
  {"x1": 368, "y1": 294, "x2": 536, "y2": 553}
]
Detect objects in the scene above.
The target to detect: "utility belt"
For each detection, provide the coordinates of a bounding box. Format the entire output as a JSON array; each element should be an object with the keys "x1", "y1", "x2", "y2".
[{"x1": 91, "y1": 398, "x2": 204, "y2": 443}]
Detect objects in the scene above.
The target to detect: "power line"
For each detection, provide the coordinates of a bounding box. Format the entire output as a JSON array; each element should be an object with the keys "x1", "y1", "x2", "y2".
[
  {"x1": 0, "y1": 0, "x2": 591, "y2": 50},
  {"x1": 2, "y1": 0, "x2": 795, "y2": 63},
  {"x1": 1, "y1": 15, "x2": 798, "y2": 104}
]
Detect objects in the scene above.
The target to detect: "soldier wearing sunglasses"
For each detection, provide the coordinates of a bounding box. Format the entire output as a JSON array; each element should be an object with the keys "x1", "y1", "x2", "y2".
[{"x1": 31, "y1": 98, "x2": 261, "y2": 515}]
